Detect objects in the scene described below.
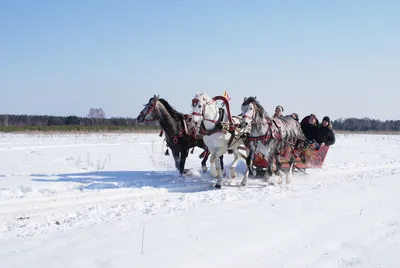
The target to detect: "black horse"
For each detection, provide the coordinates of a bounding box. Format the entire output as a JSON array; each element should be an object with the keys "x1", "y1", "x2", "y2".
[{"x1": 136, "y1": 95, "x2": 224, "y2": 176}]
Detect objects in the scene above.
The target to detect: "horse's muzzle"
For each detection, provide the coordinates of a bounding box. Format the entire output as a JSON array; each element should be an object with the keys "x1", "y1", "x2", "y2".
[{"x1": 136, "y1": 114, "x2": 144, "y2": 124}]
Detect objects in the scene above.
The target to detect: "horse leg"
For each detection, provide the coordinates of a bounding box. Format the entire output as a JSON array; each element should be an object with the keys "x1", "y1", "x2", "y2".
[
  {"x1": 243, "y1": 152, "x2": 251, "y2": 184},
  {"x1": 286, "y1": 154, "x2": 295, "y2": 184},
  {"x1": 172, "y1": 150, "x2": 181, "y2": 171},
  {"x1": 201, "y1": 150, "x2": 209, "y2": 173},
  {"x1": 229, "y1": 149, "x2": 240, "y2": 181},
  {"x1": 220, "y1": 155, "x2": 226, "y2": 177},
  {"x1": 246, "y1": 142, "x2": 256, "y2": 177},
  {"x1": 266, "y1": 153, "x2": 274, "y2": 178},
  {"x1": 227, "y1": 149, "x2": 245, "y2": 186},
  {"x1": 274, "y1": 150, "x2": 284, "y2": 185},
  {"x1": 265, "y1": 152, "x2": 282, "y2": 185},
  {"x1": 201, "y1": 150, "x2": 223, "y2": 175},
  {"x1": 212, "y1": 149, "x2": 225, "y2": 188},
  {"x1": 179, "y1": 149, "x2": 189, "y2": 176},
  {"x1": 209, "y1": 152, "x2": 219, "y2": 178},
  {"x1": 242, "y1": 142, "x2": 255, "y2": 185}
]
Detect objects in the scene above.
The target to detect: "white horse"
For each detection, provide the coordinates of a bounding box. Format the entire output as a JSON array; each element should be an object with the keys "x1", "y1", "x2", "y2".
[{"x1": 191, "y1": 92, "x2": 250, "y2": 188}]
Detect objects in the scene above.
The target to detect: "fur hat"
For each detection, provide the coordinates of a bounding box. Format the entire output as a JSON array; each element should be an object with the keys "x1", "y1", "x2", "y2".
[
  {"x1": 308, "y1": 114, "x2": 318, "y2": 126},
  {"x1": 322, "y1": 116, "x2": 330, "y2": 124}
]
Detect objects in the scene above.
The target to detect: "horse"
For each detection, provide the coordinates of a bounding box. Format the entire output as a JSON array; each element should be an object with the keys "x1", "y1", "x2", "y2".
[
  {"x1": 240, "y1": 96, "x2": 308, "y2": 185},
  {"x1": 136, "y1": 95, "x2": 224, "y2": 176},
  {"x1": 191, "y1": 92, "x2": 250, "y2": 188}
]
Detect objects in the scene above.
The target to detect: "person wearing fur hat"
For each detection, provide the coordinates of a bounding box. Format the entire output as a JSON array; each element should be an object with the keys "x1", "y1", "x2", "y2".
[
  {"x1": 314, "y1": 116, "x2": 335, "y2": 149},
  {"x1": 300, "y1": 114, "x2": 319, "y2": 143},
  {"x1": 273, "y1": 105, "x2": 284, "y2": 118}
]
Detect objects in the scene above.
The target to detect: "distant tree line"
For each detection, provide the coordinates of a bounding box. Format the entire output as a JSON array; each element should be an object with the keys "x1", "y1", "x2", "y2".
[
  {"x1": 0, "y1": 112, "x2": 399, "y2": 132},
  {"x1": 0, "y1": 110, "x2": 159, "y2": 132},
  {"x1": 331, "y1": 118, "x2": 400, "y2": 132},
  {"x1": 0, "y1": 114, "x2": 140, "y2": 127}
]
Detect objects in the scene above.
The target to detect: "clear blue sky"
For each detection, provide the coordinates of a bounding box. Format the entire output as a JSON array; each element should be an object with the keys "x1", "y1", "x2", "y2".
[{"x1": 1, "y1": 0, "x2": 399, "y2": 120}]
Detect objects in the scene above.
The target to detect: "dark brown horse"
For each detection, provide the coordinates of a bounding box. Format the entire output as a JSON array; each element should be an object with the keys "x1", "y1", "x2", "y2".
[{"x1": 136, "y1": 95, "x2": 224, "y2": 176}]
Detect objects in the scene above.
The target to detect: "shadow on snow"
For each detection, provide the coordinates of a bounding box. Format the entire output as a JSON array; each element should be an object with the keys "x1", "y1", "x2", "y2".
[
  {"x1": 31, "y1": 162, "x2": 257, "y2": 193},
  {"x1": 32, "y1": 170, "x2": 218, "y2": 193}
]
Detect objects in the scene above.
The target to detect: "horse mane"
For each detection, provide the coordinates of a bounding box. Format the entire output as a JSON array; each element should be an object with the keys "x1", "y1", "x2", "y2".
[
  {"x1": 242, "y1": 97, "x2": 271, "y2": 119},
  {"x1": 158, "y1": 98, "x2": 185, "y2": 121},
  {"x1": 202, "y1": 93, "x2": 213, "y2": 102}
]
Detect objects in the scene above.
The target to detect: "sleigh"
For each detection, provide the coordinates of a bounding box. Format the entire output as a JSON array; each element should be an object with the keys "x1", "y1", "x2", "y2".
[{"x1": 252, "y1": 144, "x2": 330, "y2": 176}]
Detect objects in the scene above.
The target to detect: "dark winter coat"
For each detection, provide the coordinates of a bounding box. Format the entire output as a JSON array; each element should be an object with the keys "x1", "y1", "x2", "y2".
[
  {"x1": 300, "y1": 115, "x2": 319, "y2": 141},
  {"x1": 315, "y1": 124, "x2": 336, "y2": 146}
]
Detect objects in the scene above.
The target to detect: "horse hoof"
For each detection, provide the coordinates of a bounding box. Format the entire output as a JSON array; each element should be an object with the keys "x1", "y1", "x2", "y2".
[
  {"x1": 183, "y1": 169, "x2": 190, "y2": 174},
  {"x1": 202, "y1": 166, "x2": 208, "y2": 173},
  {"x1": 215, "y1": 184, "x2": 222, "y2": 189}
]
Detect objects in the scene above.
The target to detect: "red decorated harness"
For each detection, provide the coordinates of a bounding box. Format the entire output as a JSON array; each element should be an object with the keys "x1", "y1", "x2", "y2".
[{"x1": 191, "y1": 95, "x2": 237, "y2": 134}]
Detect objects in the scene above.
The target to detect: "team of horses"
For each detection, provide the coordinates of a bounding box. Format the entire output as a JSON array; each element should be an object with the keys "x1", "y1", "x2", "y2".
[{"x1": 137, "y1": 93, "x2": 308, "y2": 189}]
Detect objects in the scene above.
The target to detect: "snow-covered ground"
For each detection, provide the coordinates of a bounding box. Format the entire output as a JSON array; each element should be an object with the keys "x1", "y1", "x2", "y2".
[{"x1": 1, "y1": 132, "x2": 400, "y2": 268}]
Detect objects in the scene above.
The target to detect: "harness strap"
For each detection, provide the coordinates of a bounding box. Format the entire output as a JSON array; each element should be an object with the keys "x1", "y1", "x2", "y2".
[
  {"x1": 218, "y1": 108, "x2": 225, "y2": 122},
  {"x1": 182, "y1": 118, "x2": 188, "y2": 134}
]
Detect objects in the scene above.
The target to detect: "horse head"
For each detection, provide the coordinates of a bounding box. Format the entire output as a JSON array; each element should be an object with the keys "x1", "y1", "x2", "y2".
[
  {"x1": 136, "y1": 94, "x2": 160, "y2": 123},
  {"x1": 191, "y1": 92, "x2": 208, "y2": 127},
  {"x1": 240, "y1": 96, "x2": 258, "y2": 128}
]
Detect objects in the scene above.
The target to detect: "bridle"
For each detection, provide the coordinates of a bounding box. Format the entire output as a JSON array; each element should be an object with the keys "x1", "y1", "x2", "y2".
[
  {"x1": 242, "y1": 101, "x2": 277, "y2": 144},
  {"x1": 191, "y1": 98, "x2": 202, "y2": 117},
  {"x1": 138, "y1": 99, "x2": 159, "y2": 122},
  {"x1": 241, "y1": 102, "x2": 258, "y2": 123},
  {"x1": 191, "y1": 97, "x2": 219, "y2": 124}
]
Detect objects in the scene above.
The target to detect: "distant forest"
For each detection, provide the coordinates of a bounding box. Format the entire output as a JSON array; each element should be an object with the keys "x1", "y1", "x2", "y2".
[
  {"x1": 0, "y1": 113, "x2": 399, "y2": 132},
  {"x1": 331, "y1": 118, "x2": 400, "y2": 132},
  {"x1": 0, "y1": 113, "x2": 158, "y2": 132}
]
